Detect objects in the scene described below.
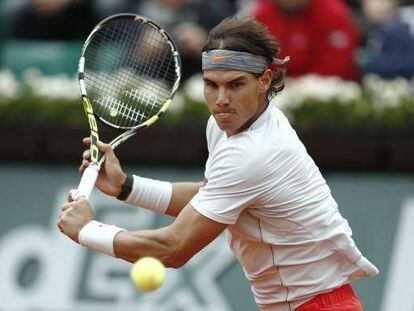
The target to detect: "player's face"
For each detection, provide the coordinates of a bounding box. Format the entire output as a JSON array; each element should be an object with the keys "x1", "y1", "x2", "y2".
[{"x1": 203, "y1": 69, "x2": 271, "y2": 137}]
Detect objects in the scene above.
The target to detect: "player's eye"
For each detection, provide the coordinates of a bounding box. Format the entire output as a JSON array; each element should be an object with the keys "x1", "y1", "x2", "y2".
[
  {"x1": 230, "y1": 81, "x2": 243, "y2": 89},
  {"x1": 204, "y1": 81, "x2": 217, "y2": 89}
]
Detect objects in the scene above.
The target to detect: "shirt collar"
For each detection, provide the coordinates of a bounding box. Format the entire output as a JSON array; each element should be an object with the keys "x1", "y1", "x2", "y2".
[{"x1": 248, "y1": 102, "x2": 272, "y2": 132}]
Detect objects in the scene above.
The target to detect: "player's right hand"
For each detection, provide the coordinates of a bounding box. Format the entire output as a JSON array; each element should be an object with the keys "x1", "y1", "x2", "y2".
[{"x1": 80, "y1": 137, "x2": 127, "y2": 198}]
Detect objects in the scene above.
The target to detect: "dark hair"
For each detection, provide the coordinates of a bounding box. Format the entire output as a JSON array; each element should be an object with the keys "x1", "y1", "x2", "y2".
[{"x1": 203, "y1": 16, "x2": 286, "y2": 100}]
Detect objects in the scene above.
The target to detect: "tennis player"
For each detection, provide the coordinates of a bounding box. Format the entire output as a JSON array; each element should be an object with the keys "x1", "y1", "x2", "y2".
[{"x1": 58, "y1": 16, "x2": 378, "y2": 310}]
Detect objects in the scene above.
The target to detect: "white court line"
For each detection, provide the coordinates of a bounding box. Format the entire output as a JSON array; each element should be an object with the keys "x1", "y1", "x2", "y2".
[{"x1": 381, "y1": 197, "x2": 414, "y2": 311}]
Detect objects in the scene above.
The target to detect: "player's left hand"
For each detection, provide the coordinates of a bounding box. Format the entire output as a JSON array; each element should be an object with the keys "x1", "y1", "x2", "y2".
[{"x1": 57, "y1": 198, "x2": 96, "y2": 243}]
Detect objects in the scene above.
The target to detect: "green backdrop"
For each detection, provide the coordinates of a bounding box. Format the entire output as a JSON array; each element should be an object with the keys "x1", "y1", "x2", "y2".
[{"x1": 0, "y1": 164, "x2": 413, "y2": 311}]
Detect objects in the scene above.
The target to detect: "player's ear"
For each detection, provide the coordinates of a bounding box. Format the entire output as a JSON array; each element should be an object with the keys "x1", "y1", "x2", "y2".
[{"x1": 259, "y1": 69, "x2": 272, "y2": 93}]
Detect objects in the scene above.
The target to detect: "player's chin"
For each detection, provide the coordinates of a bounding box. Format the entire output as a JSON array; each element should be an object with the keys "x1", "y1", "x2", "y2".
[
  {"x1": 214, "y1": 115, "x2": 235, "y2": 128},
  {"x1": 215, "y1": 120, "x2": 233, "y2": 132}
]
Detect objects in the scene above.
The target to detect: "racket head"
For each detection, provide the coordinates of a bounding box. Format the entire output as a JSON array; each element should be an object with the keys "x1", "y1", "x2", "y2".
[{"x1": 78, "y1": 13, "x2": 181, "y2": 130}]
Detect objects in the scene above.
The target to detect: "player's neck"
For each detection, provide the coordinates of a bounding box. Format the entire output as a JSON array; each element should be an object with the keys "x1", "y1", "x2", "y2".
[{"x1": 227, "y1": 100, "x2": 269, "y2": 137}]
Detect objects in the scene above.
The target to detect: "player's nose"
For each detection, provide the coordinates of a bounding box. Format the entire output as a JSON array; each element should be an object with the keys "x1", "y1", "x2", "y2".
[{"x1": 215, "y1": 88, "x2": 229, "y2": 107}]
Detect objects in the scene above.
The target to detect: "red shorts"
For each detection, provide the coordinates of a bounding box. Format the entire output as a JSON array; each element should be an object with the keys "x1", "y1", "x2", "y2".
[{"x1": 295, "y1": 284, "x2": 363, "y2": 311}]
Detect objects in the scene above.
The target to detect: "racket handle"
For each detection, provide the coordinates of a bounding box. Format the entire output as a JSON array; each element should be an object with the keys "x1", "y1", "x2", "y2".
[{"x1": 73, "y1": 165, "x2": 100, "y2": 200}]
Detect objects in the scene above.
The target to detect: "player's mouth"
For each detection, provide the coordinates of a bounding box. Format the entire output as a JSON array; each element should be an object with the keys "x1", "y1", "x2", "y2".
[
  {"x1": 214, "y1": 111, "x2": 235, "y2": 123},
  {"x1": 214, "y1": 109, "x2": 235, "y2": 117},
  {"x1": 216, "y1": 112, "x2": 233, "y2": 117}
]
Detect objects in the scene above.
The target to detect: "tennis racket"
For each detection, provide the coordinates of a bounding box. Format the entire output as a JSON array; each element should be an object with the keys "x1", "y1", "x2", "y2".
[{"x1": 73, "y1": 13, "x2": 181, "y2": 200}]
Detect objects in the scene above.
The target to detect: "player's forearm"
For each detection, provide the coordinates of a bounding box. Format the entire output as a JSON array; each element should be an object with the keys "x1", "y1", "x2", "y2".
[
  {"x1": 73, "y1": 202, "x2": 225, "y2": 270},
  {"x1": 124, "y1": 177, "x2": 203, "y2": 217},
  {"x1": 113, "y1": 227, "x2": 185, "y2": 268},
  {"x1": 166, "y1": 181, "x2": 204, "y2": 217}
]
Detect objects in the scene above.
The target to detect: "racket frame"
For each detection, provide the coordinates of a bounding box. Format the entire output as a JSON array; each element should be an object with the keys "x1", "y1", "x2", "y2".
[{"x1": 74, "y1": 13, "x2": 181, "y2": 200}]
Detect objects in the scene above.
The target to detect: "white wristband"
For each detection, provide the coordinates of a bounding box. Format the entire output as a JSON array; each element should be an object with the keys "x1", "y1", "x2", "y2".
[
  {"x1": 79, "y1": 220, "x2": 125, "y2": 257},
  {"x1": 125, "y1": 175, "x2": 172, "y2": 214}
]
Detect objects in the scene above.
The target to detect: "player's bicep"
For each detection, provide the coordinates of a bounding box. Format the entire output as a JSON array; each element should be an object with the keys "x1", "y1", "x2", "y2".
[
  {"x1": 167, "y1": 204, "x2": 227, "y2": 267},
  {"x1": 166, "y1": 181, "x2": 205, "y2": 217}
]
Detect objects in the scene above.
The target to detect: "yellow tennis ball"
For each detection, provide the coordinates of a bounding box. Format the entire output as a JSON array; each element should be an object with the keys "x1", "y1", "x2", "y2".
[{"x1": 130, "y1": 257, "x2": 166, "y2": 292}]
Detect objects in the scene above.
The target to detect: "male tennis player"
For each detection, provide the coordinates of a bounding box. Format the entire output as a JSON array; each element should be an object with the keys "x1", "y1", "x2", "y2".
[{"x1": 58, "y1": 16, "x2": 378, "y2": 310}]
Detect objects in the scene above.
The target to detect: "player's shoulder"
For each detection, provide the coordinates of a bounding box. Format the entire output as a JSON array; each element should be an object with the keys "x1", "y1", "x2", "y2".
[
  {"x1": 208, "y1": 140, "x2": 265, "y2": 184},
  {"x1": 231, "y1": 105, "x2": 282, "y2": 151},
  {"x1": 220, "y1": 131, "x2": 274, "y2": 176}
]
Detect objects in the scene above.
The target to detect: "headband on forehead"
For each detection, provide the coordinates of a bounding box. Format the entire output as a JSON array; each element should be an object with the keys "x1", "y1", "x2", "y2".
[{"x1": 202, "y1": 50, "x2": 290, "y2": 73}]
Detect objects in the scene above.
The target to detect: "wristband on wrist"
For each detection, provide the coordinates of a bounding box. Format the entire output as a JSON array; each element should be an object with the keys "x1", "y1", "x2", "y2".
[
  {"x1": 125, "y1": 175, "x2": 172, "y2": 214},
  {"x1": 78, "y1": 220, "x2": 125, "y2": 257},
  {"x1": 117, "y1": 174, "x2": 134, "y2": 201}
]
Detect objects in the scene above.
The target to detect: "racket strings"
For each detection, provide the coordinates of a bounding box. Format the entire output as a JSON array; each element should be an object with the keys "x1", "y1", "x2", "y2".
[{"x1": 83, "y1": 17, "x2": 178, "y2": 128}]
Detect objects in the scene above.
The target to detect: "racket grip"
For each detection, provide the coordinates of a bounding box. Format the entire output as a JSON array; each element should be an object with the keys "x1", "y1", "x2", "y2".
[{"x1": 73, "y1": 165, "x2": 100, "y2": 200}]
